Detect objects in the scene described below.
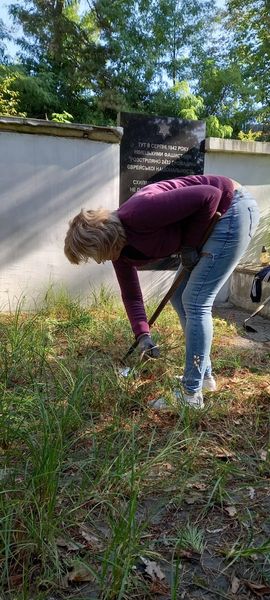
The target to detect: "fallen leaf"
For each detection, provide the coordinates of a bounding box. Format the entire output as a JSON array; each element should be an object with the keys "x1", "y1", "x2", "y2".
[
  {"x1": 260, "y1": 381, "x2": 270, "y2": 391},
  {"x1": 225, "y1": 505, "x2": 237, "y2": 517},
  {"x1": 56, "y1": 537, "x2": 81, "y2": 551},
  {"x1": 79, "y1": 527, "x2": 104, "y2": 551},
  {"x1": 213, "y1": 446, "x2": 235, "y2": 459},
  {"x1": 201, "y1": 444, "x2": 235, "y2": 460},
  {"x1": 9, "y1": 573, "x2": 24, "y2": 586},
  {"x1": 186, "y1": 481, "x2": 207, "y2": 491},
  {"x1": 260, "y1": 450, "x2": 267, "y2": 461},
  {"x1": 149, "y1": 579, "x2": 170, "y2": 595},
  {"x1": 148, "y1": 462, "x2": 174, "y2": 478},
  {"x1": 248, "y1": 487, "x2": 256, "y2": 500},
  {"x1": 175, "y1": 548, "x2": 201, "y2": 562},
  {"x1": 245, "y1": 580, "x2": 270, "y2": 596},
  {"x1": 62, "y1": 565, "x2": 94, "y2": 587},
  {"x1": 184, "y1": 494, "x2": 201, "y2": 505},
  {"x1": 175, "y1": 548, "x2": 192, "y2": 559},
  {"x1": 231, "y1": 575, "x2": 241, "y2": 594},
  {"x1": 69, "y1": 566, "x2": 93, "y2": 582},
  {"x1": 206, "y1": 526, "x2": 228, "y2": 534},
  {"x1": 140, "y1": 557, "x2": 165, "y2": 581}
]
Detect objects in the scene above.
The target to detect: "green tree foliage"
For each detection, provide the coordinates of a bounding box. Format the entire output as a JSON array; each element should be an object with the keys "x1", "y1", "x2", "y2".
[
  {"x1": 197, "y1": 59, "x2": 256, "y2": 134},
  {"x1": 206, "y1": 115, "x2": 233, "y2": 138},
  {"x1": 174, "y1": 81, "x2": 204, "y2": 120},
  {"x1": 0, "y1": 18, "x2": 10, "y2": 63},
  {"x1": 9, "y1": 0, "x2": 107, "y2": 121},
  {"x1": 3, "y1": 0, "x2": 269, "y2": 137},
  {"x1": 9, "y1": 0, "x2": 220, "y2": 119},
  {"x1": 193, "y1": 0, "x2": 270, "y2": 138},
  {"x1": 0, "y1": 66, "x2": 26, "y2": 116},
  {"x1": 10, "y1": 67, "x2": 61, "y2": 118},
  {"x1": 147, "y1": 80, "x2": 234, "y2": 138},
  {"x1": 89, "y1": 0, "x2": 220, "y2": 111},
  {"x1": 150, "y1": 0, "x2": 217, "y2": 86},
  {"x1": 175, "y1": 82, "x2": 233, "y2": 137},
  {"x1": 238, "y1": 129, "x2": 262, "y2": 141},
  {"x1": 51, "y1": 110, "x2": 73, "y2": 122},
  {"x1": 226, "y1": 0, "x2": 270, "y2": 131},
  {"x1": 88, "y1": 0, "x2": 155, "y2": 110},
  {"x1": 227, "y1": 0, "x2": 270, "y2": 101}
]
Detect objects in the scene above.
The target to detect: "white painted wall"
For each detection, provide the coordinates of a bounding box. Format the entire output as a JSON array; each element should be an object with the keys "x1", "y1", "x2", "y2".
[
  {"x1": 0, "y1": 131, "x2": 121, "y2": 310},
  {"x1": 0, "y1": 128, "x2": 175, "y2": 311},
  {"x1": 204, "y1": 139, "x2": 270, "y2": 264},
  {"x1": 204, "y1": 139, "x2": 270, "y2": 303},
  {"x1": 0, "y1": 128, "x2": 269, "y2": 313}
]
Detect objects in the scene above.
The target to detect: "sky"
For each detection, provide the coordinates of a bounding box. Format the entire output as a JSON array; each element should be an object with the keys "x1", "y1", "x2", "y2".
[
  {"x1": 1, "y1": 0, "x2": 21, "y2": 58},
  {"x1": 0, "y1": 0, "x2": 226, "y2": 59},
  {"x1": 1, "y1": 0, "x2": 92, "y2": 57}
]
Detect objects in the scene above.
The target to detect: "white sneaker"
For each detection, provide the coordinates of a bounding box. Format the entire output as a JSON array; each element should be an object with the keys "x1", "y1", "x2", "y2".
[
  {"x1": 175, "y1": 389, "x2": 204, "y2": 409},
  {"x1": 202, "y1": 375, "x2": 217, "y2": 392},
  {"x1": 149, "y1": 388, "x2": 205, "y2": 411},
  {"x1": 175, "y1": 375, "x2": 217, "y2": 392},
  {"x1": 148, "y1": 392, "x2": 204, "y2": 411}
]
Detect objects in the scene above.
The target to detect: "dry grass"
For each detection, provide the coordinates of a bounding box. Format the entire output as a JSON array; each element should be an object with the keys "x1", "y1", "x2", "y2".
[{"x1": 0, "y1": 289, "x2": 270, "y2": 600}]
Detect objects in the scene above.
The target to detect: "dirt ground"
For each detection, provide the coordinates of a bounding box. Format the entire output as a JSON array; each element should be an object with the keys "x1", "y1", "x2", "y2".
[
  {"x1": 2, "y1": 301, "x2": 269, "y2": 600},
  {"x1": 213, "y1": 303, "x2": 270, "y2": 346}
]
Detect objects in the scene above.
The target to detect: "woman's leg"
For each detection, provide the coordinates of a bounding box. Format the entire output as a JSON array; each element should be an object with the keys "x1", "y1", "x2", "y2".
[
  {"x1": 174, "y1": 190, "x2": 260, "y2": 394},
  {"x1": 171, "y1": 271, "x2": 213, "y2": 379},
  {"x1": 170, "y1": 269, "x2": 189, "y2": 331}
]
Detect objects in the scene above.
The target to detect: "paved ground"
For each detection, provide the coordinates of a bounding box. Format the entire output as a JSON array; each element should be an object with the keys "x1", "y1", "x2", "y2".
[{"x1": 214, "y1": 302, "x2": 270, "y2": 347}]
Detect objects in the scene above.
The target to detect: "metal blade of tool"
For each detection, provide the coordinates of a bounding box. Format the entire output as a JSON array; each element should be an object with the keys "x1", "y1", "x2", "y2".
[{"x1": 243, "y1": 293, "x2": 270, "y2": 333}]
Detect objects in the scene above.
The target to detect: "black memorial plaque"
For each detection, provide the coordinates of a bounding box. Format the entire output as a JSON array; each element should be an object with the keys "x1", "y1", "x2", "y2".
[
  {"x1": 119, "y1": 112, "x2": 206, "y2": 204},
  {"x1": 118, "y1": 112, "x2": 206, "y2": 269}
]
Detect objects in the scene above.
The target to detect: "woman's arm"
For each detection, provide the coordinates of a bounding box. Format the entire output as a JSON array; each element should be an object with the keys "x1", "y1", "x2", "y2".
[{"x1": 112, "y1": 257, "x2": 149, "y2": 338}]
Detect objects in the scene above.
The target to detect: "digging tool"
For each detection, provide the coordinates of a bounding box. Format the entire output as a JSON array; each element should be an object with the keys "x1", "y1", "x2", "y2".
[
  {"x1": 121, "y1": 211, "x2": 222, "y2": 363},
  {"x1": 243, "y1": 293, "x2": 270, "y2": 332}
]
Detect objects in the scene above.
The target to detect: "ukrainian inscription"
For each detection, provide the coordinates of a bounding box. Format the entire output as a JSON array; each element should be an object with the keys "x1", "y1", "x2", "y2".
[
  {"x1": 119, "y1": 113, "x2": 206, "y2": 204},
  {"x1": 118, "y1": 113, "x2": 206, "y2": 269}
]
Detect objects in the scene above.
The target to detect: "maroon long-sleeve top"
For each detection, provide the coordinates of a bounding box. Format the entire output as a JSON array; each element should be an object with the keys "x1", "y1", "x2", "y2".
[{"x1": 113, "y1": 174, "x2": 235, "y2": 337}]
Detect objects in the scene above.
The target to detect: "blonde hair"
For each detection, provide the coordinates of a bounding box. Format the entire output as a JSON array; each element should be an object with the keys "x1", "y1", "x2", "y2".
[{"x1": 64, "y1": 208, "x2": 127, "y2": 264}]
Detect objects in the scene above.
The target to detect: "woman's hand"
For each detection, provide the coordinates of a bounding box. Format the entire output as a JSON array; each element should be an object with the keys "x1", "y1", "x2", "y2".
[
  {"x1": 137, "y1": 333, "x2": 160, "y2": 358},
  {"x1": 180, "y1": 246, "x2": 199, "y2": 272}
]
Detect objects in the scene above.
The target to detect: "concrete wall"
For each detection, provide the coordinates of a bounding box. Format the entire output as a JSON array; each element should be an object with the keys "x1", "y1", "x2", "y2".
[
  {"x1": 0, "y1": 119, "x2": 173, "y2": 311},
  {"x1": 0, "y1": 122, "x2": 270, "y2": 313},
  {"x1": 0, "y1": 123, "x2": 120, "y2": 310},
  {"x1": 230, "y1": 266, "x2": 270, "y2": 318},
  {"x1": 205, "y1": 138, "x2": 270, "y2": 264},
  {"x1": 204, "y1": 138, "x2": 270, "y2": 305}
]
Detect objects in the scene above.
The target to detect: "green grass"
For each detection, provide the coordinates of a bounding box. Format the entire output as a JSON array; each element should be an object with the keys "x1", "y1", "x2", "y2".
[{"x1": 0, "y1": 289, "x2": 270, "y2": 599}]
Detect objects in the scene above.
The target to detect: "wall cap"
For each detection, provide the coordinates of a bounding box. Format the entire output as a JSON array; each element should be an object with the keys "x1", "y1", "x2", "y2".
[
  {"x1": 235, "y1": 263, "x2": 262, "y2": 274},
  {"x1": 0, "y1": 116, "x2": 123, "y2": 144},
  {"x1": 205, "y1": 137, "x2": 270, "y2": 155}
]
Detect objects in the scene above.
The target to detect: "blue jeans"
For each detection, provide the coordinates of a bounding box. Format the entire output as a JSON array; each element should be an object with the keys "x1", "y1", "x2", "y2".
[{"x1": 171, "y1": 188, "x2": 260, "y2": 394}]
